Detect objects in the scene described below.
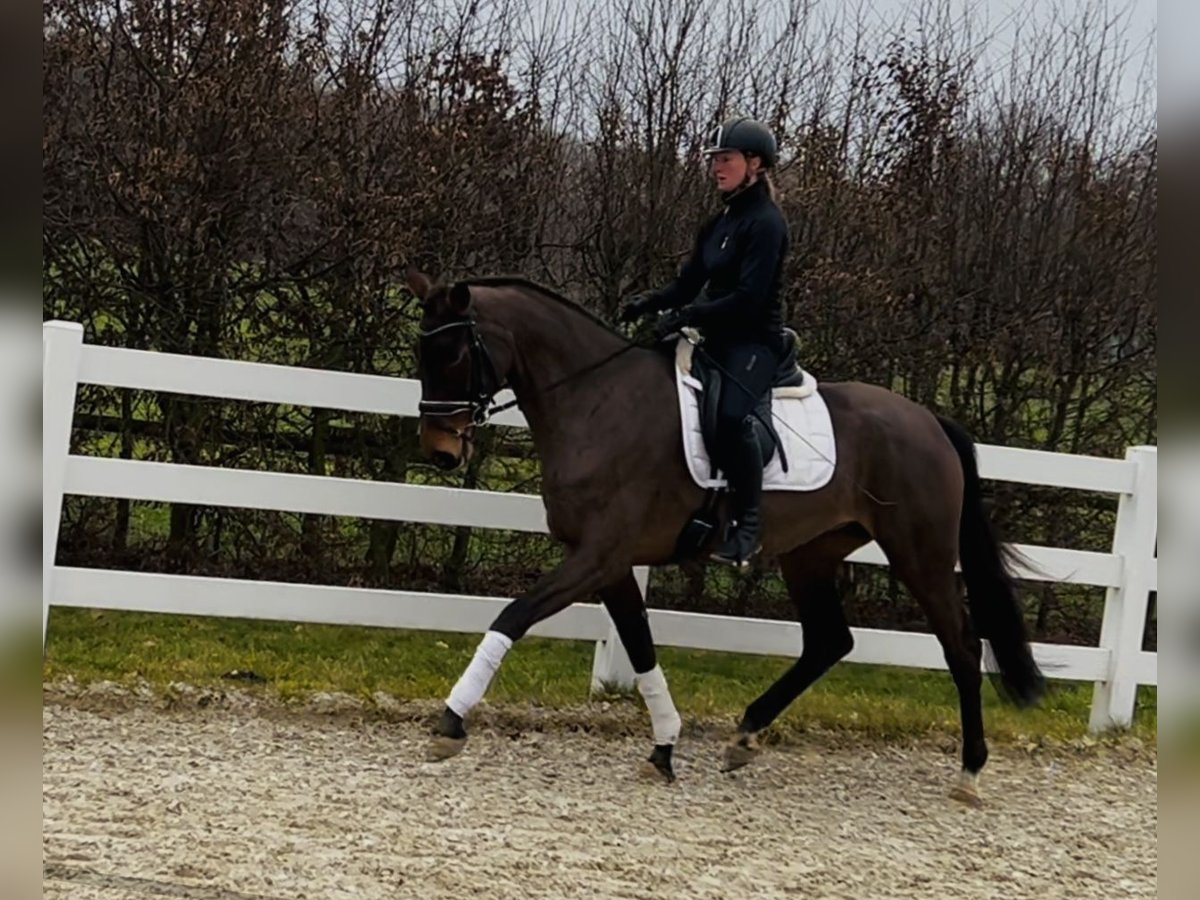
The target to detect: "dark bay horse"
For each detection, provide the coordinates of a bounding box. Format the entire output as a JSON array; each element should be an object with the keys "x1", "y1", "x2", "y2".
[{"x1": 406, "y1": 269, "x2": 1045, "y2": 806}]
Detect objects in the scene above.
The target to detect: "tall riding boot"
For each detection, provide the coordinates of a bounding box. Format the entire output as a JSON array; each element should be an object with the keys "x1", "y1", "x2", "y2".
[{"x1": 710, "y1": 416, "x2": 764, "y2": 569}]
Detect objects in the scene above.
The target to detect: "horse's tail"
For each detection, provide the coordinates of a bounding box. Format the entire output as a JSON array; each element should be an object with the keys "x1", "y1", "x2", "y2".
[{"x1": 936, "y1": 415, "x2": 1046, "y2": 708}]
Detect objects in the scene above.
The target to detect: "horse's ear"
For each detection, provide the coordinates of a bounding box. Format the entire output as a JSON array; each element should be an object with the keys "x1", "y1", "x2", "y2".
[
  {"x1": 406, "y1": 266, "x2": 432, "y2": 301},
  {"x1": 447, "y1": 282, "x2": 473, "y2": 316}
]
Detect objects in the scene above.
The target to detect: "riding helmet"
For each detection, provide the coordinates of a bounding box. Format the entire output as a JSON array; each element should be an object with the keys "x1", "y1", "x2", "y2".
[{"x1": 703, "y1": 116, "x2": 778, "y2": 168}]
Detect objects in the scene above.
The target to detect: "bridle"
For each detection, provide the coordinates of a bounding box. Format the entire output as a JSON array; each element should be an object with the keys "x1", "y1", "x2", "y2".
[
  {"x1": 417, "y1": 315, "x2": 641, "y2": 437},
  {"x1": 416, "y1": 318, "x2": 514, "y2": 432}
]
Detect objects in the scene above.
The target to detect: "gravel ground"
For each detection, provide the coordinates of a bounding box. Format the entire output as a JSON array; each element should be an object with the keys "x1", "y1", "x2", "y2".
[{"x1": 43, "y1": 685, "x2": 1156, "y2": 900}]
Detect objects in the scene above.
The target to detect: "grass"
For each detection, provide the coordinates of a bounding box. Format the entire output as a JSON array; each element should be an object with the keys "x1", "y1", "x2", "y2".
[{"x1": 43, "y1": 607, "x2": 1156, "y2": 746}]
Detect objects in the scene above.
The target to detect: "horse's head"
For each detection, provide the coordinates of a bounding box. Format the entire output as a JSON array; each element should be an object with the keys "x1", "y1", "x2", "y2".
[{"x1": 407, "y1": 268, "x2": 513, "y2": 471}]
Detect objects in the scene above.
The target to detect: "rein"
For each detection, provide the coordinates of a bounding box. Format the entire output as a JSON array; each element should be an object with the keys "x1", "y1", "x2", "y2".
[
  {"x1": 483, "y1": 342, "x2": 640, "y2": 419},
  {"x1": 417, "y1": 318, "x2": 643, "y2": 428}
]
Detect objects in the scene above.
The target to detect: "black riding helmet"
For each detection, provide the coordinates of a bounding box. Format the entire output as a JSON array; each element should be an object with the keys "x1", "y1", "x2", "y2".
[{"x1": 703, "y1": 116, "x2": 778, "y2": 168}]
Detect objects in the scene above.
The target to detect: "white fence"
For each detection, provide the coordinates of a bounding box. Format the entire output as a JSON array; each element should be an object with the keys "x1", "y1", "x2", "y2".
[{"x1": 42, "y1": 320, "x2": 1158, "y2": 731}]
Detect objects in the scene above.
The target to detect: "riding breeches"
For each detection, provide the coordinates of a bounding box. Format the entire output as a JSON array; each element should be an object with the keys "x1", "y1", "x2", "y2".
[{"x1": 708, "y1": 341, "x2": 779, "y2": 466}]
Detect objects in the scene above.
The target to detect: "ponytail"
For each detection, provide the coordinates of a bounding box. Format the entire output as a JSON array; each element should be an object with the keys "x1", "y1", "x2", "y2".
[{"x1": 762, "y1": 170, "x2": 782, "y2": 205}]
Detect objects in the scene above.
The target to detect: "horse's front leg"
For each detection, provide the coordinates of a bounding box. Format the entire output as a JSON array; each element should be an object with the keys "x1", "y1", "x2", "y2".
[
  {"x1": 597, "y1": 571, "x2": 681, "y2": 783},
  {"x1": 426, "y1": 541, "x2": 630, "y2": 761}
]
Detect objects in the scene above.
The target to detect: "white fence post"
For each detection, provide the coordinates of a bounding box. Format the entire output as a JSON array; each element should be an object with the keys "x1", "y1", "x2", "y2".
[
  {"x1": 1089, "y1": 446, "x2": 1157, "y2": 731},
  {"x1": 589, "y1": 566, "x2": 649, "y2": 694},
  {"x1": 42, "y1": 321, "x2": 85, "y2": 651}
]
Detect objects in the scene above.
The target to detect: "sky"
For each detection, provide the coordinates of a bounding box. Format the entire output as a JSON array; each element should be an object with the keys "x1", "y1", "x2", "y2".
[
  {"x1": 502, "y1": 0, "x2": 1157, "y2": 144},
  {"x1": 853, "y1": 0, "x2": 1154, "y2": 104},
  {"x1": 539, "y1": 0, "x2": 1156, "y2": 113}
]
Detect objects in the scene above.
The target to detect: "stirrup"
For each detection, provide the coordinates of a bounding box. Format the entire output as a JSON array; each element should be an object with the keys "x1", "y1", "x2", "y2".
[
  {"x1": 709, "y1": 544, "x2": 761, "y2": 569},
  {"x1": 709, "y1": 523, "x2": 761, "y2": 569}
]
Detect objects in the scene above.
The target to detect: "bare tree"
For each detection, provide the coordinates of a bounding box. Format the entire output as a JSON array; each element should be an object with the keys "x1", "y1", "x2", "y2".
[{"x1": 44, "y1": 0, "x2": 1155, "y2": 641}]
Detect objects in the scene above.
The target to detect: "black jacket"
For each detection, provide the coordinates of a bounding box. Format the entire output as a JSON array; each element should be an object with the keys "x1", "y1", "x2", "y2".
[{"x1": 645, "y1": 178, "x2": 789, "y2": 351}]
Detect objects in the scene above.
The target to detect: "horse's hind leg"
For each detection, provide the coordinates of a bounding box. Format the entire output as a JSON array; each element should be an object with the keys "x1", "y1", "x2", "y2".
[
  {"x1": 598, "y1": 571, "x2": 681, "y2": 783},
  {"x1": 722, "y1": 527, "x2": 866, "y2": 773},
  {"x1": 876, "y1": 532, "x2": 988, "y2": 807}
]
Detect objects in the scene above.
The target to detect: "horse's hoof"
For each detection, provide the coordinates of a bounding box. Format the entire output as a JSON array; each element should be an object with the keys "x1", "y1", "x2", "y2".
[
  {"x1": 948, "y1": 770, "x2": 984, "y2": 808},
  {"x1": 426, "y1": 706, "x2": 467, "y2": 762},
  {"x1": 638, "y1": 744, "x2": 676, "y2": 784},
  {"x1": 721, "y1": 731, "x2": 761, "y2": 773},
  {"x1": 425, "y1": 735, "x2": 467, "y2": 762}
]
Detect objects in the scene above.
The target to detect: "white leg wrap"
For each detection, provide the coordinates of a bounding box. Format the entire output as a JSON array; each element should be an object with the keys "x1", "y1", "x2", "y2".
[
  {"x1": 446, "y1": 630, "x2": 513, "y2": 717},
  {"x1": 635, "y1": 665, "x2": 682, "y2": 745}
]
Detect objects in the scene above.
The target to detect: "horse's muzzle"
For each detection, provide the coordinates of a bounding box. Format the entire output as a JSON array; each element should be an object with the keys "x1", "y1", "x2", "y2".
[
  {"x1": 420, "y1": 417, "x2": 474, "y2": 470},
  {"x1": 431, "y1": 449, "x2": 463, "y2": 471}
]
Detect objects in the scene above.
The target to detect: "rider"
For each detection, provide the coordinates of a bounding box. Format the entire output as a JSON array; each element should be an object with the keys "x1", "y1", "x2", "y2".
[{"x1": 621, "y1": 115, "x2": 790, "y2": 568}]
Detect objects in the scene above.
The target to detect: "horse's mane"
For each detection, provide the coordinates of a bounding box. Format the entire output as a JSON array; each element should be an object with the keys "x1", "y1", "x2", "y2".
[{"x1": 464, "y1": 276, "x2": 630, "y2": 342}]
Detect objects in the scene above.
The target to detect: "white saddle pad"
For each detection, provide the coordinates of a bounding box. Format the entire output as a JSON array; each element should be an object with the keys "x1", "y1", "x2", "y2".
[{"x1": 674, "y1": 335, "x2": 836, "y2": 492}]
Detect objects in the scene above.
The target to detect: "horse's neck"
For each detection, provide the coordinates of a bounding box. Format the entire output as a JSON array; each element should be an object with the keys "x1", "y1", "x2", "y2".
[{"x1": 487, "y1": 290, "x2": 632, "y2": 446}]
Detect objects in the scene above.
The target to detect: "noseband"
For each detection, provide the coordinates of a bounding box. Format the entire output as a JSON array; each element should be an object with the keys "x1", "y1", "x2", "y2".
[{"x1": 417, "y1": 318, "x2": 513, "y2": 429}]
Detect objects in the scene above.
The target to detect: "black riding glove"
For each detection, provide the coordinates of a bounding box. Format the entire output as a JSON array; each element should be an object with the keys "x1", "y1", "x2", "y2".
[
  {"x1": 619, "y1": 293, "x2": 657, "y2": 324},
  {"x1": 653, "y1": 307, "x2": 694, "y2": 342}
]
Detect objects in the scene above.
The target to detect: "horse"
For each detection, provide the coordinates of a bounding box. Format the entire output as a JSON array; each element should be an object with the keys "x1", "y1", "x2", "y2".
[{"x1": 405, "y1": 268, "x2": 1045, "y2": 806}]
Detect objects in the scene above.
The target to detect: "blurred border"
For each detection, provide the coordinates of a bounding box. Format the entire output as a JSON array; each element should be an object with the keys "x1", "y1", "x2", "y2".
[{"x1": 1159, "y1": 1, "x2": 1195, "y2": 897}]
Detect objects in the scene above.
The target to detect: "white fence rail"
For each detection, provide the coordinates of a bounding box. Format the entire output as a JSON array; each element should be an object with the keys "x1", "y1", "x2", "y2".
[{"x1": 42, "y1": 320, "x2": 1158, "y2": 731}]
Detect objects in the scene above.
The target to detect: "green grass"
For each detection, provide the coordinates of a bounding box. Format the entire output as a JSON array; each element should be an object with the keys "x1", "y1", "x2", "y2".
[{"x1": 43, "y1": 607, "x2": 1156, "y2": 746}]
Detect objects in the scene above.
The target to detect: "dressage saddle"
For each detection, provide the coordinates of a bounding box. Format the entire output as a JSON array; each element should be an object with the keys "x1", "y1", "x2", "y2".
[
  {"x1": 671, "y1": 328, "x2": 807, "y2": 562},
  {"x1": 690, "y1": 327, "x2": 806, "y2": 479}
]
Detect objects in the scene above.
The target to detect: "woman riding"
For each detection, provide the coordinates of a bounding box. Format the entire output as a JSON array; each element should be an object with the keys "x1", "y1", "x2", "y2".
[{"x1": 621, "y1": 115, "x2": 790, "y2": 569}]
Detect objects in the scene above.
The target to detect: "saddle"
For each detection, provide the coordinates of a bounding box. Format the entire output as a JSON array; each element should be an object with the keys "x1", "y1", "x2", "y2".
[
  {"x1": 682, "y1": 328, "x2": 807, "y2": 479},
  {"x1": 671, "y1": 328, "x2": 809, "y2": 561}
]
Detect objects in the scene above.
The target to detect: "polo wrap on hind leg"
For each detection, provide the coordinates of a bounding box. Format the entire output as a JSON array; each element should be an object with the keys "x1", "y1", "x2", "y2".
[
  {"x1": 446, "y1": 630, "x2": 513, "y2": 717},
  {"x1": 635, "y1": 665, "x2": 682, "y2": 745}
]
